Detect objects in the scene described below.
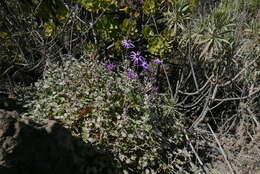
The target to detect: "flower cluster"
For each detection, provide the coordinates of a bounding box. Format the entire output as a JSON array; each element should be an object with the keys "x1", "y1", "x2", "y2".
[
  {"x1": 153, "y1": 58, "x2": 163, "y2": 64},
  {"x1": 105, "y1": 40, "x2": 163, "y2": 77},
  {"x1": 122, "y1": 40, "x2": 150, "y2": 71},
  {"x1": 126, "y1": 71, "x2": 137, "y2": 79},
  {"x1": 130, "y1": 51, "x2": 145, "y2": 66},
  {"x1": 121, "y1": 40, "x2": 135, "y2": 49},
  {"x1": 105, "y1": 62, "x2": 116, "y2": 71}
]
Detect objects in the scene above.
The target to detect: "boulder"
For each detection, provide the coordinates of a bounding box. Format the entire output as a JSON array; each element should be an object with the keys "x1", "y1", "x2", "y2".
[
  {"x1": 0, "y1": 109, "x2": 119, "y2": 174},
  {"x1": 0, "y1": 109, "x2": 121, "y2": 174},
  {"x1": 0, "y1": 109, "x2": 82, "y2": 174}
]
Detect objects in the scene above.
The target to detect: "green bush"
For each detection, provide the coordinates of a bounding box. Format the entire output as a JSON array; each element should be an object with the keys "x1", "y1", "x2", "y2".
[{"x1": 23, "y1": 57, "x2": 191, "y2": 173}]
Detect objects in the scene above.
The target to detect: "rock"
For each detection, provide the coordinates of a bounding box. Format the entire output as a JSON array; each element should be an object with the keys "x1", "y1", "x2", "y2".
[
  {"x1": 0, "y1": 109, "x2": 81, "y2": 174},
  {"x1": 0, "y1": 109, "x2": 119, "y2": 174}
]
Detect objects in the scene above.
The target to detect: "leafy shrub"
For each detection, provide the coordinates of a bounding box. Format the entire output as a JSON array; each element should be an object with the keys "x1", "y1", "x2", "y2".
[{"x1": 23, "y1": 57, "x2": 192, "y2": 173}]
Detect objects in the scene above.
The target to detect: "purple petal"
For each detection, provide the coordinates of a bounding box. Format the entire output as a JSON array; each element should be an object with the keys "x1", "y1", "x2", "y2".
[
  {"x1": 130, "y1": 51, "x2": 141, "y2": 58},
  {"x1": 105, "y1": 63, "x2": 116, "y2": 71},
  {"x1": 153, "y1": 58, "x2": 163, "y2": 64},
  {"x1": 141, "y1": 61, "x2": 149, "y2": 70},
  {"x1": 126, "y1": 71, "x2": 137, "y2": 79},
  {"x1": 130, "y1": 51, "x2": 144, "y2": 65},
  {"x1": 121, "y1": 40, "x2": 135, "y2": 48}
]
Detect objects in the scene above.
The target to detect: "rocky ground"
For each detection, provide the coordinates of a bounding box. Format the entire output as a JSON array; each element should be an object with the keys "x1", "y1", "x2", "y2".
[{"x1": 0, "y1": 109, "x2": 119, "y2": 174}]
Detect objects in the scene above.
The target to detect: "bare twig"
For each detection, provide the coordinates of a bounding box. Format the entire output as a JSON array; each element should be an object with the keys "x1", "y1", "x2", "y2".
[
  {"x1": 173, "y1": 67, "x2": 183, "y2": 99},
  {"x1": 211, "y1": 87, "x2": 260, "y2": 102},
  {"x1": 219, "y1": 59, "x2": 257, "y2": 87},
  {"x1": 1, "y1": 65, "x2": 14, "y2": 77},
  {"x1": 185, "y1": 134, "x2": 204, "y2": 166},
  {"x1": 179, "y1": 75, "x2": 213, "y2": 95},
  {"x1": 187, "y1": 21, "x2": 199, "y2": 90},
  {"x1": 162, "y1": 64, "x2": 174, "y2": 99},
  {"x1": 182, "y1": 90, "x2": 208, "y2": 109},
  {"x1": 189, "y1": 85, "x2": 214, "y2": 129},
  {"x1": 207, "y1": 124, "x2": 237, "y2": 174}
]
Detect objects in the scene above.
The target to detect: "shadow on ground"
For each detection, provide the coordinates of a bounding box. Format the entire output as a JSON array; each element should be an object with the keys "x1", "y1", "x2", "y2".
[{"x1": 0, "y1": 110, "x2": 120, "y2": 174}]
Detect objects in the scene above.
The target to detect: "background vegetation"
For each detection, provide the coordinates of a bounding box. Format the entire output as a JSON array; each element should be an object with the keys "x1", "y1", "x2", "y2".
[{"x1": 0, "y1": 0, "x2": 259, "y2": 173}]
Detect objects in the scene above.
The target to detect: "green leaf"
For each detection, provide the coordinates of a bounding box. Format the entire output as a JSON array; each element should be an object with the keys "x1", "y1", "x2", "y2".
[
  {"x1": 120, "y1": 18, "x2": 137, "y2": 36},
  {"x1": 147, "y1": 37, "x2": 170, "y2": 55},
  {"x1": 43, "y1": 21, "x2": 56, "y2": 37},
  {"x1": 96, "y1": 15, "x2": 121, "y2": 41},
  {"x1": 142, "y1": 0, "x2": 157, "y2": 15},
  {"x1": 199, "y1": 39, "x2": 212, "y2": 59},
  {"x1": 79, "y1": 0, "x2": 118, "y2": 12},
  {"x1": 142, "y1": 25, "x2": 155, "y2": 38}
]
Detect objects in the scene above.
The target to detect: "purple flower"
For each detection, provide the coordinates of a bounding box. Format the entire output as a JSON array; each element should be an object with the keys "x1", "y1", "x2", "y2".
[
  {"x1": 126, "y1": 71, "x2": 137, "y2": 79},
  {"x1": 141, "y1": 61, "x2": 149, "y2": 70},
  {"x1": 130, "y1": 51, "x2": 144, "y2": 65},
  {"x1": 121, "y1": 40, "x2": 135, "y2": 49},
  {"x1": 105, "y1": 62, "x2": 116, "y2": 71},
  {"x1": 152, "y1": 86, "x2": 159, "y2": 91},
  {"x1": 153, "y1": 58, "x2": 163, "y2": 64},
  {"x1": 64, "y1": 42, "x2": 70, "y2": 46}
]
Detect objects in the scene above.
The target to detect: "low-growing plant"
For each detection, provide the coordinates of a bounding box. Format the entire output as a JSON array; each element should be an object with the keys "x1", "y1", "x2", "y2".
[{"x1": 23, "y1": 56, "x2": 193, "y2": 173}]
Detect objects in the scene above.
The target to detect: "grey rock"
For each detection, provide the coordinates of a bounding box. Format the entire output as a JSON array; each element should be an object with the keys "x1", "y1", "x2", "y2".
[
  {"x1": 0, "y1": 109, "x2": 119, "y2": 174},
  {"x1": 0, "y1": 109, "x2": 81, "y2": 174}
]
